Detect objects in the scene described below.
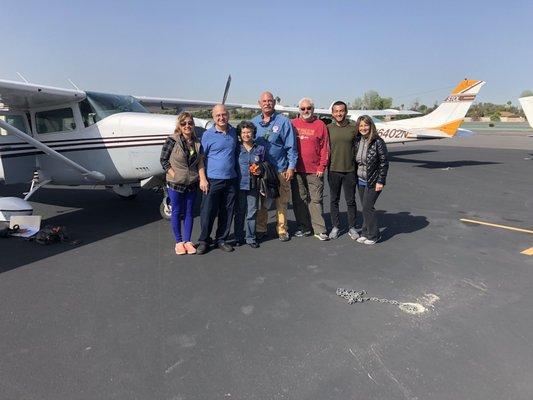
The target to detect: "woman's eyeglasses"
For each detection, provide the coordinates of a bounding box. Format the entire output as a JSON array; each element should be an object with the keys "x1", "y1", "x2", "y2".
[{"x1": 180, "y1": 121, "x2": 194, "y2": 127}]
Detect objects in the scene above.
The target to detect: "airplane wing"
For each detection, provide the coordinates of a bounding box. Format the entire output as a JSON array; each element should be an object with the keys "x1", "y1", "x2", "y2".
[
  {"x1": 136, "y1": 96, "x2": 421, "y2": 118},
  {"x1": 135, "y1": 96, "x2": 231, "y2": 113},
  {"x1": 0, "y1": 79, "x2": 85, "y2": 110}
]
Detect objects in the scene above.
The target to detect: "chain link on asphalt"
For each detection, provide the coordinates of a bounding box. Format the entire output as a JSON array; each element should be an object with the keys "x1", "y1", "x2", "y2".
[{"x1": 336, "y1": 288, "x2": 421, "y2": 314}]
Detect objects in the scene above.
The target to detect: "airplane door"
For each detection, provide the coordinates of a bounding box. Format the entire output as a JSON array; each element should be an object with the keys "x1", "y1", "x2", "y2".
[{"x1": 0, "y1": 113, "x2": 37, "y2": 184}]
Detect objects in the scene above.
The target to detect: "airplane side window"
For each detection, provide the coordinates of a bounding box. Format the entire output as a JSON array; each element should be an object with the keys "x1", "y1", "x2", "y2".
[
  {"x1": 36, "y1": 108, "x2": 77, "y2": 134},
  {"x1": 0, "y1": 115, "x2": 28, "y2": 136},
  {"x1": 79, "y1": 99, "x2": 100, "y2": 127}
]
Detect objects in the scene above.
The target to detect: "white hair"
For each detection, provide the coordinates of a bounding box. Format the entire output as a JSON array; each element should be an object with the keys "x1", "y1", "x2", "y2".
[{"x1": 298, "y1": 98, "x2": 315, "y2": 108}]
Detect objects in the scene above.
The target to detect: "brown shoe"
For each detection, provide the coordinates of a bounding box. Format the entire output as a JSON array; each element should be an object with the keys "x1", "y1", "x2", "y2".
[
  {"x1": 184, "y1": 242, "x2": 197, "y2": 255},
  {"x1": 175, "y1": 242, "x2": 186, "y2": 255}
]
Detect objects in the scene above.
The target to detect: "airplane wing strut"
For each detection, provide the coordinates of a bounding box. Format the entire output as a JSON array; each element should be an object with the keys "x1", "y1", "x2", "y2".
[{"x1": 0, "y1": 120, "x2": 105, "y2": 182}]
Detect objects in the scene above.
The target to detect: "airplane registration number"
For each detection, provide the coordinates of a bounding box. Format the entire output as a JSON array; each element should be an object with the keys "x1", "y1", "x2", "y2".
[{"x1": 378, "y1": 128, "x2": 409, "y2": 139}]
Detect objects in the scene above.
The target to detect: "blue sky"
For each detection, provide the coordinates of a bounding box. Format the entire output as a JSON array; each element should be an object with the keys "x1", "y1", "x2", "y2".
[{"x1": 1, "y1": 0, "x2": 532, "y2": 108}]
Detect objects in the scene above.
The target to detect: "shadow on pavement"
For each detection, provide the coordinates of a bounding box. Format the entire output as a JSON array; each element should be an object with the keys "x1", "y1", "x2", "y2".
[{"x1": 0, "y1": 185, "x2": 162, "y2": 273}]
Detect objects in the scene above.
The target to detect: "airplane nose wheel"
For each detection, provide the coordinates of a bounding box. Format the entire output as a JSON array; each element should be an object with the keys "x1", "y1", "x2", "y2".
[{"x1": 160, "y1": 196, "x2": 172, "y2": 220}]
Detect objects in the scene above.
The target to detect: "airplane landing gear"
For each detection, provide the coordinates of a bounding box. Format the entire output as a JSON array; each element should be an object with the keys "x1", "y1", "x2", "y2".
[
  {"x1": 160, "y1": 196, "x2": 171, "y2": 220},
  {"x1": 160, "y1": 185, "x2": 171, "y2": 220}
]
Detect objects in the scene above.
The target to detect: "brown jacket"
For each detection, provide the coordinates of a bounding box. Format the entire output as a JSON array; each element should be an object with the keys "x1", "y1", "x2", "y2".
[{"x1": 166, "y1": 133, "x2": 204, "y2": 186}]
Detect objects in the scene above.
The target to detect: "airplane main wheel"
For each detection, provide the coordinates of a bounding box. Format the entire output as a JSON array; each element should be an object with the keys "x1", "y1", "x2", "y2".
[
  {"x1": 160, "y1": 198, "x2": 171, "y2": 220},
  {"x1": 118, "y1": 193, "x2": 138, "y2": 200}
]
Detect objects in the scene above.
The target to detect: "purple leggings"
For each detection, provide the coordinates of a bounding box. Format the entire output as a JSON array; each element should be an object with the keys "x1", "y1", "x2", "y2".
[{"x1": 168, "y1": 187, "x2": 197, "y2": 243}]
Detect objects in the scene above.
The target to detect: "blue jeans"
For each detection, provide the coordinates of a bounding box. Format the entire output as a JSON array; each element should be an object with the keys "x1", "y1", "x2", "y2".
[
  {"x1": 168, "y1": 187, "x2": 196, "y2": 243},
  {"x1": 234, "y1": 188, "x2": 259, "y2": 244}
]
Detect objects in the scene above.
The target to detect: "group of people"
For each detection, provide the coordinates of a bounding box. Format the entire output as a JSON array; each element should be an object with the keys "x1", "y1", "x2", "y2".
[{"x1": 159, "y1": 91, "x2": 389, "y2": 255}]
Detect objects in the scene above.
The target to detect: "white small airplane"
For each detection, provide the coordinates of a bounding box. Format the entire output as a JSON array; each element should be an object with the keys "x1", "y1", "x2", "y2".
[
  {"x1": 518, "y1": 95, "x2": 533, "y2": 129},
  {"x1": 0, "y1": 77, "x2": 484, "y2": 220}
]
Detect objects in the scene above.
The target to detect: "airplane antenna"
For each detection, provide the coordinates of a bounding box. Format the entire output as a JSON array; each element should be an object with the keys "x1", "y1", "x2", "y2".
[
  {"x1": 67, "y1": 78, "x2": 81, "y2": 91},
  {"x1": 221, "y1": 74, "x2": 232, "y2": 105},
  {"x1": 16, "y1": 72, "x2": 29, "y2": 83}
]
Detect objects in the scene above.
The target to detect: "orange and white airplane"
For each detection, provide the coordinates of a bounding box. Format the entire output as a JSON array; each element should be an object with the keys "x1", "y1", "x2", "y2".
[{"x1": 261, "y1": 79, "x2": 485, "y2": 143}]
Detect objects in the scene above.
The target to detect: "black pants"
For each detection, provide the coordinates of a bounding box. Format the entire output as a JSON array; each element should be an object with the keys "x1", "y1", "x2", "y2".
[
  {"x1": 328, "y1": 170, "x2": 357, "y2": 229},
  {"x1": 199, "y1": 178, "x2": 237, "y2": 245},
  {"x1": 357, "y1": 185, "x2": 382, "y2": 240}
]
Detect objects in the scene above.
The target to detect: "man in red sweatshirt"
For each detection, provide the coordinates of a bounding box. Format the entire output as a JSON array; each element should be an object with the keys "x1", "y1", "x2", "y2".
[{"x1": 291, "y1": 98, "x2": 330, "y2": 241}]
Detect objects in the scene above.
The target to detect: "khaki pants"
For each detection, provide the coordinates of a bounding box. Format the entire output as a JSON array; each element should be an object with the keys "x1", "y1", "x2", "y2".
[
  {"x1": 291, "y1": 172, "x2": 326, "y2": 234},
  {"x1": 256, "y1": 172, "x2": 291, "y2": 237}
]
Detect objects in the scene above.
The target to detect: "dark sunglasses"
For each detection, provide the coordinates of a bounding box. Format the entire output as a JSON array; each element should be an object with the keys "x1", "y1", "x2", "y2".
[
  {"x1": 300, "y1": 106, "x2": 313, "y2": 111},
  {"x1": 180, "y1": 121, "x2": 194, "y2": 127}
]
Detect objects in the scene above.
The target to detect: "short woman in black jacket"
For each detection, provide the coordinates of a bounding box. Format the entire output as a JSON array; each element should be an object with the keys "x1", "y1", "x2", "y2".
[{"x1": 353, "y1": 115, "x2": 389, "y2": 244}]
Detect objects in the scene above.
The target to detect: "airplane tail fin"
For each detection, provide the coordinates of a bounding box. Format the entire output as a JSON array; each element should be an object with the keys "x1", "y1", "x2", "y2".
[
  {"x1": 390, "y1": 79, "x2": 485, "y2": 137},
  {"x1": 518, "y1": 96, "x2": 533, "y2": 129}
]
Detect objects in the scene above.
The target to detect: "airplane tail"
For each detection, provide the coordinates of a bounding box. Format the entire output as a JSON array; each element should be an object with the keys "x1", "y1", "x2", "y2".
[
  {"x1": 518, "y1": 95, "x2": 533, "y2": 129},
  {"x1": 389, "y1": 79, "x2": 485, "y2": 137}
]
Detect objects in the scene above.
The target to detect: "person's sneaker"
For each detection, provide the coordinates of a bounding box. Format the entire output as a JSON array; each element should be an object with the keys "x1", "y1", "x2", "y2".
[
  {"x1": 279, "y1": 233, "x2": 290, "y2": 242},
  {"x1": 363, "y1": 237, "x2": 380, "y2": 245},
  {"x1": 218, "y1": 242, "x2": 234, "y2": 252},
  {"x1": 248, "y1": 242, "x2": 259, "y2": 249},
  {"x1": 196, "y1": 242, "x2": 208, "y2": 254},
  {"x1": 314, "y1": 232, "x2": 329, "y2": 241},
  {"x1": 184, "y1": 242, "x2": 197, "y2": 255},
  {"x1": 356, "y1": 236, "x2": 367, "y2": 243},
  {"x1": 175, "y1": 242, "x2": 186, "y2": 255},
  {"x1": 294, "y1": 230, "x2": 312, "y2": 237},
  {"x1": 329, "y1": 227, "x2": 340, "y2": 240},
  {"x1": 348, "y1": 227, "x2": 359, "y2": 240}
]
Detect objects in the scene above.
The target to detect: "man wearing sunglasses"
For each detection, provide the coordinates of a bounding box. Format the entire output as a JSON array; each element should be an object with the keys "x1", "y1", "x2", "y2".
[
  {"x1": 251, "y1": 91, "x2": 298, "y2": 242},
  {"x1": 291, "y1": 98, "x2": 330, "y2": 241}
]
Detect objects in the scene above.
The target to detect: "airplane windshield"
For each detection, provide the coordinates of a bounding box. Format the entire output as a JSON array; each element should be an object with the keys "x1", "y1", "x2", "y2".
[{"x1": 84, "y1": 92, "x2": 148, "y2": 122}]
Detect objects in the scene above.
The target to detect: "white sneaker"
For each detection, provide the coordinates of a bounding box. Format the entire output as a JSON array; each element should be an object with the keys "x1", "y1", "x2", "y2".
[
  {"x1": 356, "y1": 236, "x2": 367, "y2": 243},
  {"x1": 363, "y1": 237, "x2": 379, "y2": 245},
  {"x1": 314, "y1": 233, "x2": 329, "y2": 241},
  {"x1": 329, "y1": 227, "x2": 340, "y2": 240},
  {"x1": 348, "y1": 227, "x2": 359, "y2": 240}
]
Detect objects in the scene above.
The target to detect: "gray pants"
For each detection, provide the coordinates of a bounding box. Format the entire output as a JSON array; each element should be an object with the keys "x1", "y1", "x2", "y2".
[{"x1": 291, "y1": 173, "x2": 326, "y2": 234}]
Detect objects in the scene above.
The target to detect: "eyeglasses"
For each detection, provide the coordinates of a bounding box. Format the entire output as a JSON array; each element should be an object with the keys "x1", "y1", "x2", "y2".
[
  {"x1": 300, "y1": 106, "x2": 313, "y2": 111},
  {"x1": 180, "y1": 121, "x2": 194, "y2": 127}
]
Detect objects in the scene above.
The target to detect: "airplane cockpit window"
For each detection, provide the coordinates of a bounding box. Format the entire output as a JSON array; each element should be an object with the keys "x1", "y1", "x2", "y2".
[
  {"x1": 36, "y1": 108, "x2": 76, "y2": 134},
  {"x1": 84, "y1": 92, "x2": 148, "y2": 121},
  {"x1": 0, "y1": 115, "x2": 28, "y2": 136},
  {"x1": 79, "y1": 99, "x2": 99, "y2": 127}
]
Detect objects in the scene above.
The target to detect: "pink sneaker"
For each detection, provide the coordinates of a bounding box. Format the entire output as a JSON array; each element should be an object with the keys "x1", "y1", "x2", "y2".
[
  {"x1": 184, "y1": 242, "x2": 197, "y2": 255},
  {"x1": 175, "y1": 242, "x2": 186, "y2": 255}
]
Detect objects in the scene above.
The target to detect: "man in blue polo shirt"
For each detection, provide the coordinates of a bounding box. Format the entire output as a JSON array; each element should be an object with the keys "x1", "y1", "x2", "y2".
[
  {"x1": 252, "y1": 92, "x2": 298, "y2": 242},
  {"x1": 196, "y1": 104, "x2": 238, "y2": 254}
]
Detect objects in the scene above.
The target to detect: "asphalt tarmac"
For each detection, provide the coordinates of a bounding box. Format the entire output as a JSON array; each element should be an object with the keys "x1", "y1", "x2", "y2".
[{"x1": 1, "y1": 130, "x2": 532, "y2": 400}]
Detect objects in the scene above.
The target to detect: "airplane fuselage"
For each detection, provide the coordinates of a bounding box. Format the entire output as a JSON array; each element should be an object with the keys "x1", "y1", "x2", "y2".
[{"x1": 0, "y1": 92, "x2": 211, "y2": 187}]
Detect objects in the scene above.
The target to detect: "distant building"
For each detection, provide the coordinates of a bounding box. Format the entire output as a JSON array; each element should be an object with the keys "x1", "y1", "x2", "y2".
[
  {"x1": 499, "y1": 111, "x2": 525, "y2": 122},
  {"x1": 464, "y1": 117, "x2": 491, "y2": 122}
]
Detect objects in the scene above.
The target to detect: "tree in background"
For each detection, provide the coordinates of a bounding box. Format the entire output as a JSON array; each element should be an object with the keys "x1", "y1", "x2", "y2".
[
  {"x1": 352, "y1": 90, "x2": 392, "y2": 110},
  {"x1": 520, "y1": 90, "x2": 533, "y2": 97}
]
